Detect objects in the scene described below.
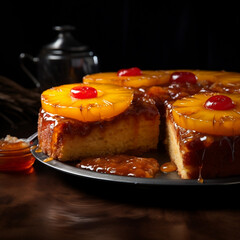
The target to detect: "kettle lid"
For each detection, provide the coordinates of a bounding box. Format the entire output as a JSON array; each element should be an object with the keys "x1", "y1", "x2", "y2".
[{"x1": 44, "y1": 25, "x2": 89, "y2": 52}]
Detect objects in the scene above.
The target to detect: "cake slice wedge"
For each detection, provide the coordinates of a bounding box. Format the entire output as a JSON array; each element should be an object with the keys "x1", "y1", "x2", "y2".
[
  {"x1": 38, "y1": 83, "x2": 160, "y2": 161},
  {"x1": 165, "y1": 93, "x2": 240, "y2": 180}
]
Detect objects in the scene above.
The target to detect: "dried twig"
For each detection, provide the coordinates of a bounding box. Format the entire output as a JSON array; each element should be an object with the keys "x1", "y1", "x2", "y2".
[{"x1": 0, "y1": 76, "x2": 41, "y2": 128}]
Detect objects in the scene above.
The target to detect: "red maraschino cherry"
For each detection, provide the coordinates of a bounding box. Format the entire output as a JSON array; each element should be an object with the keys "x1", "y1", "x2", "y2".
[
  {"x1": 204, "y1": 95, "x2": 236, "y2": 110},
  {"x1": 117, "y1": 67, "x2": 142, "y2": 77},
  {"x1": 70, "y1": 86, "x2": 98, "y2": 99},
  {"x1": 170, "y1": 71, "x2": 197, "y2": 84}
]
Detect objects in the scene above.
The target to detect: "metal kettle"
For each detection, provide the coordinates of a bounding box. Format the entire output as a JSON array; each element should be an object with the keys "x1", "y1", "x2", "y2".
[{"x1": 20, "y1": 25, "x2": 99, "y2": 90}]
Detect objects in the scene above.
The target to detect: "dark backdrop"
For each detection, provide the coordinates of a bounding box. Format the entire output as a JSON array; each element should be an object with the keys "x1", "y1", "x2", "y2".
[{"x1": 1, "y1": 1, "x2": 240, "y2": 87}]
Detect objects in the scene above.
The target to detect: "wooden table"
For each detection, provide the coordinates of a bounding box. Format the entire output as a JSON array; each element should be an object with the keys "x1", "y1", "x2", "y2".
[{"x1": 1, "y1": 122, "x2": 240, "y2": 240}]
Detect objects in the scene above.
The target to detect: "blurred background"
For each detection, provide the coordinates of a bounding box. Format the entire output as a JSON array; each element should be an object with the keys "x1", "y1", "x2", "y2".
[
  {"x1": 1, "y1": 1, "x2": 240, "y2": 87},
  {"x1": 1, "y1": 1, "x2": 240, "y2": 136}
]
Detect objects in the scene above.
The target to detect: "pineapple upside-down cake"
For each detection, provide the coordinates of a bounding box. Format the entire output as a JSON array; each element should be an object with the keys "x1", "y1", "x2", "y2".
[{"x1": 38, "y1": 67, "x2": 240, "y2": 180}]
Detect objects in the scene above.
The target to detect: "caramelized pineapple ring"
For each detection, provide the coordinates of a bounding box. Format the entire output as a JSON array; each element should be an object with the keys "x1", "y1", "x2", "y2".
[
  {"x1": 165, "y1": 70, "x2": 238, "y2": 84},
  {"x1": 41, "y1": 83, "x2": 134, "y2": 122},
  {"x1": 83, "y1": 71, "x2": 170, "y2": 88},
  {"x1": 172, "y1": 93, "x2": 240, "y2": 136},
  {"x1": 84, "y1": 70, "x2": 240, "y2": 88}
]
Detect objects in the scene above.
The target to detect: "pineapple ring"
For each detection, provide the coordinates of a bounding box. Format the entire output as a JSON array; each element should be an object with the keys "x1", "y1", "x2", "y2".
[
  {"x1": 41, "y1": 83, "x2": 134, "y2": 122},
  {"x1": 84, "y1": 70, "x2": 240, "y2": 88},
  {"x1": 172, "y1": 93, "x2": 240, "y2": 136},
  {"x1": 165, "y1": 70, "x2": 240, "y2": 84},
  {"x1": 83, "y1": 71, "x2": 170, "y2": 88}
]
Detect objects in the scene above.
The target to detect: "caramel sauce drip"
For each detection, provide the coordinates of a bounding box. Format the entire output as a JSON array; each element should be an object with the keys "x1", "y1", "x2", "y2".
[
  {"x1": 160, "y1": 162, "x2": 177, "y2": 173},
  {"x1": 43, "y1": 157, "x2": 53, "y2": 163},
  {"x1": 35, "y1": 147, "x2": 42, "y2": 153},
  {"x1": 198, "y1": 165, "x2": 204, "y2": 183}
]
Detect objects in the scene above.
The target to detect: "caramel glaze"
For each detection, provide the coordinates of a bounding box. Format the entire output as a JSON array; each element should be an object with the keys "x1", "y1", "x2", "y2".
[
  {"x1": 210, "y1": 82, "x2": 240, "y2": 94},
  {"x1": 76, "y1": 155, "x2": 160, "y2": 178},
  {"x1": 147, "y1": 81, "x2": 211, "y2": 111},
  {"x1": 166, "y1": 102, "x2": 240, "y2": 179},
  {"x1": 38, "y1": 92, "x2": 159, "y2": 159},
  {"x1": 146, "y1": 81, "x2": 211, "y2": 142}
]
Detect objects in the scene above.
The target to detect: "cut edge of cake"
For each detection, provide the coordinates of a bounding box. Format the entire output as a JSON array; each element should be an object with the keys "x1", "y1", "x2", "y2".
[{"x1": 38, "y1": 103, "x2": 160, "y2": 161}]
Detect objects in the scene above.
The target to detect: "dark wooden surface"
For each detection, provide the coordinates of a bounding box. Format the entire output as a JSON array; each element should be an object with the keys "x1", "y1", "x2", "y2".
[
  {"x1": 1, "y1": 120, "x2": 240, "y2": 240},
  {"x1": 1, "y1": 150, "x2": 240, "y2": 240}
]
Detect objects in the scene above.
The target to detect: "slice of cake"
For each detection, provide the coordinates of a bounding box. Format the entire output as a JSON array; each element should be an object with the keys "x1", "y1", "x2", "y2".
[
  {"x1": 38, "y1": 83, "x2": 160, "y2": 161},
  {"x1": 166, "y1": 92, "x2": 240, "y2": 180}
]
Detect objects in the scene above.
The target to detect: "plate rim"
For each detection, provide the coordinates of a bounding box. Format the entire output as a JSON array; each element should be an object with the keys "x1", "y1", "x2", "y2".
[{"x1": 31, "y1": 147, "x2": 240, "y2": 186}]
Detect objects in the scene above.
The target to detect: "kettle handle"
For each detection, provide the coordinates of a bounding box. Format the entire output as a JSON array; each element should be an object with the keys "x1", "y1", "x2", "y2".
[{"x1": 19, "y1": 53, "x2": 41, "y2": 88}]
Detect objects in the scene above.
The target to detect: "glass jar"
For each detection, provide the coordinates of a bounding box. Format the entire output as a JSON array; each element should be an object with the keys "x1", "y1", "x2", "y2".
[{"x1": 0, "y1": 135, "x2": 36, "y2": 172}]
